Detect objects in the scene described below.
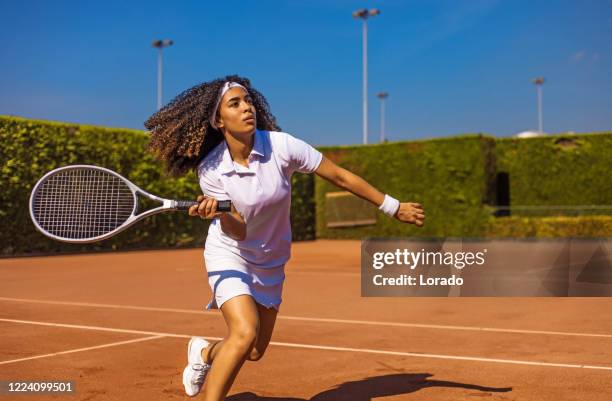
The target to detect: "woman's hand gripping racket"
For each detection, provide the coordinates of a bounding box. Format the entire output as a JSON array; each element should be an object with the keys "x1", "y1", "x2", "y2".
[{"x1": 29, "y1": 165, "x2": 232, "y2": 243}]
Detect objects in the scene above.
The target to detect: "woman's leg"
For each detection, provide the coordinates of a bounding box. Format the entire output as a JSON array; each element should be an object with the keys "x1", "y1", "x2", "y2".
[
  {"x1": 203, "y1": 302, "x2": 278, "y2": 363},
  {"x1": 200, "y1": 294, "x2": 259, "y2": 401},
  {"x1": 246, "y1": 302, "x2": 278, "y2": 361}
]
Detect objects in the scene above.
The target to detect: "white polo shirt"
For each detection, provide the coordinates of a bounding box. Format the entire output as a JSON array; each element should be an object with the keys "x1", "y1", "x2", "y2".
[{"x1": 197, "y1": 130, "x2": 323, "y2": 270}]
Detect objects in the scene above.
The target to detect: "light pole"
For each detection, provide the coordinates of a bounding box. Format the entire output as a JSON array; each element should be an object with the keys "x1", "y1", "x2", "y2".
[
  {"x1": 353, "y1": 8, "x2": 380, "y2": 145},
  {"x1": 376, "y1": 92, "x2": 388, "y2": 142},
  {"x1": 532, "y1": 77, "x2": 545, "y2": 133},
  {"x1": 152, "y1": 39, "x2": 174, "y2": 111}
]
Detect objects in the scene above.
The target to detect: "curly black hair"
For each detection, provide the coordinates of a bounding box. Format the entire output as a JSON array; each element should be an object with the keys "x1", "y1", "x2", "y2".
[{"x1": 144, "y1": 75, "x2": 280, "y2": 177}]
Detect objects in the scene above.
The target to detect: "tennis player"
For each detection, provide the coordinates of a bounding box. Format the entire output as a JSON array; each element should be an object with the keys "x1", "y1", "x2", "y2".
[{"x1": 145, "y1": 75, "x2": 425, "y2": 400}]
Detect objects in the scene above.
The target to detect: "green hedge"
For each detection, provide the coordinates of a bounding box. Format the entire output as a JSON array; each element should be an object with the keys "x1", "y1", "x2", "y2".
[
  {"x1": 315, "y1": 134, "x2": 496, "y2": 239},
  {"x1": 0, "y1": 116, "x2": 314, "y2": 256},
  {"x1": 487, "y1": 215, "x2": 612, "y2": 238},
  {"x1": 290, "y1": 172, "x2": 316, "y2": 241},
  {"x1": 2, "y1": 115, "x2": 609, "y2": 257},
  {"x1": 495, "y1": 132, "x2": 612, "y2": 210},
  {"x1": 315, "y1": 132, "x2": 611, "y2": 239}
]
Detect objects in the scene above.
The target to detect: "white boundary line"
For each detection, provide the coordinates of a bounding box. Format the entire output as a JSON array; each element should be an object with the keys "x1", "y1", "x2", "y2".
[
  {"x1": 0, "y1": 318, "x2": 219, "y2": 340},
  {"x1": 1, "y1": 296, "x2": 612, "y2": 339},
  {"x1": 276, "y1": 341, "x2": 612, "y2": 371},
  {"x1": 0, "y1": 335, "x2": 164, "y2": 366},
  {"x1": 1, "y1": 318, "x2": 611, "y2": 371},
  {"x1": 0, "y1": 297, "x2": 209, "y2": 317},
  {"x1": 279, "y1": 316, "x2": 612, "y2": 339}
]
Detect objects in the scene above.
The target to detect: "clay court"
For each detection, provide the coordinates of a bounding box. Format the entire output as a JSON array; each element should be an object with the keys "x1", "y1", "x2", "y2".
[{"x1": 1, "y1": 240, "x2": 611, "y2": 400}]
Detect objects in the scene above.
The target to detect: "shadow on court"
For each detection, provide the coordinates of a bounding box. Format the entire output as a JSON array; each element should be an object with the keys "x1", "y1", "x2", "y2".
[{"x1": 227, "y1": 373, "x2": 512, "y2": 400}]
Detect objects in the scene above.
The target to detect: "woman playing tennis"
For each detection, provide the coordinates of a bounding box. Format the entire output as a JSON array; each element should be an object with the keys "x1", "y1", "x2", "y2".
[{"x1": 145, "y1": 75, "x2": 425, "y2": 400}]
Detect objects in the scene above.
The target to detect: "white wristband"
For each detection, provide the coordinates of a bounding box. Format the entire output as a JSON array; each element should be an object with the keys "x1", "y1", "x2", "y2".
[{"x1": 379, "y1": 194, "x2": 400, "y2": 217}]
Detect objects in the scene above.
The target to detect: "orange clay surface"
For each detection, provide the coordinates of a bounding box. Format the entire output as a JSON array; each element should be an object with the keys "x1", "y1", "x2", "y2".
[{"x1": 1, "y1": 239, "x2": 611, "y2": 400}]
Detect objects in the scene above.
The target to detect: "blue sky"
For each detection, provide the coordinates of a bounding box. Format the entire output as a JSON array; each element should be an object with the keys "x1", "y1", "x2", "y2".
[{"x1": 1, "y1": 0, "x2": 610, "y2": 146}]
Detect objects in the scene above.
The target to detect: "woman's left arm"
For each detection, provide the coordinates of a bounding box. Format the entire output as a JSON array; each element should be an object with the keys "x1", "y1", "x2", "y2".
[{"x1": 314, "y1": 156, "x2": 426, "y2": 227}]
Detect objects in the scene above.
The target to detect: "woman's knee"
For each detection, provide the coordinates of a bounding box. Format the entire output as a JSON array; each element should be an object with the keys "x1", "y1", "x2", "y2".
[
  {"x1": 220, "y1": 295, "x2": 261, "y2": 355},
  {"x1": 228, "y1": 324, "x2": 258, "y2": 352}
]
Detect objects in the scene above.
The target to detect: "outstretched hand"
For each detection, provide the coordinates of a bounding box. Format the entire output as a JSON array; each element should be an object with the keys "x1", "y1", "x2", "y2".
[{"x1": 395, "y1": 202, "x2": 425, "y2": 227}]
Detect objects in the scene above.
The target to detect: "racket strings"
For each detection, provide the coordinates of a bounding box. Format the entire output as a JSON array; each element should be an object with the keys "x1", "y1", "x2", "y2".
[{"x1": 32, "y1": 168, "x2": 134, "y2": 239}]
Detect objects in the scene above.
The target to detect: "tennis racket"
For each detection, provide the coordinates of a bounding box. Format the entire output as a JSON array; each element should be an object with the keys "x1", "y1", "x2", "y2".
[{"x1": 29, "y1": 165, "x2": 232, "y2": 244}]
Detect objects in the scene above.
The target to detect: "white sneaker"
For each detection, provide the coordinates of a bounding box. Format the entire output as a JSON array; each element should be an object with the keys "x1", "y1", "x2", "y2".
[{"x1": 182, "y1": 337, "x2": 211, "y2": 397}]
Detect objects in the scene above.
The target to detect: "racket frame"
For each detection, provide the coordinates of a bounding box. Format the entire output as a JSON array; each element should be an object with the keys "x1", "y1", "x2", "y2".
[{"x1": 29, "y1": 165, "x2": 198, "y2": 244}]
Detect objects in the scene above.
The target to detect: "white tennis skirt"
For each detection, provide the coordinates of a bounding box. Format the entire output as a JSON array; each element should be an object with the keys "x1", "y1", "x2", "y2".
[{"x1": 204, "y1": 256, "x2": 286, "y2": 312}]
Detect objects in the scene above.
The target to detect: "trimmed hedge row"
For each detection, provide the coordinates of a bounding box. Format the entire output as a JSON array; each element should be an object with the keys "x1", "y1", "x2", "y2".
[
  {"x1": 0, "y1": 116, "x2": 314, "y2": 256},
  {"x1": 487, "y1": 215, "x2": 612, "y2": 238},
  {"x1": 2, "y1": 115, "x2": 609, "y2": 257},
  {"x1": 495, "y1": 132, "x2": 612, "y2": 211},
  {"x1": 290, "y1": 172, "x2": 316, "y2": 241},
  {"x1": 315, "y1": 135, "x2": 496, "y2": 239},
  {"x1": 315, "y1": 132, "x2": 611, "y2": 239}
]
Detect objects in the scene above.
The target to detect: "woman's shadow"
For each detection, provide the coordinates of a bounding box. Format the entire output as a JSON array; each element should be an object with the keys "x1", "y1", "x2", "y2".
[{"x1": 227, "y1": 372, "x2": 512, "y2": 400}]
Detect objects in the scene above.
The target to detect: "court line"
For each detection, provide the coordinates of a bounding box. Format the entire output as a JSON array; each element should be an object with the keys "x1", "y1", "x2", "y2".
[
  {"x1": 279, "y1": 316, "x2": 612, "y2": 339},
  {"x1": 0, "y1": 318, "x2": 219, "y2": 340},
  {"x1": 0, "y1": 297, "x2": 215, "y2": 317},
  {"x1": 0, "y1": 335, "x2": 164, "y2": 366},
  {"x1": 1, "y1": 296, "x2": 612, "y2": 339},
  {"x1": 277, "y1": 341, "x2": 612, "y2": 371},
  {"x1": 288, "y1": 269, "x2": 360, "y2": 277},
  {"x1": 1, "y1": 318, "x2": 611, "y2": 371}
]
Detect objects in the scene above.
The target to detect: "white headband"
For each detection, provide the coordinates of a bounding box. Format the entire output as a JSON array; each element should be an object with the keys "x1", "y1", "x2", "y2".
[{"x1": 209, "y1": 81, "x2": 248, "y2": 129}]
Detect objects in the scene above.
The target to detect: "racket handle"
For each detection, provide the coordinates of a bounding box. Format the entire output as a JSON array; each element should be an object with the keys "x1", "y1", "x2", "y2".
[
  {"x1": 216, "y1": 200, "x2": 232, "y2": 212},
  {"x1": 175, "y1": 199, "x2": 232, "y2": 213}
]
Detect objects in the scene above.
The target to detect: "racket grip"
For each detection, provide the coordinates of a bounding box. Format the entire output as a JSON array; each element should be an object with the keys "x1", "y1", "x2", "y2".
[
  {"x1": 175, "y1": 200, "x2": 198, "y2": 210},
  {"x1": 175, "y1": 199, "x2": 232, "y2": 213},
  {"x1": 216, "y1": 200, "x2": 232, "y2": 212}
]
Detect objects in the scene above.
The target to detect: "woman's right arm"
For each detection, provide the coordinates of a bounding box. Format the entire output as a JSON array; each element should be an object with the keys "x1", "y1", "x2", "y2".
[
  {"x1": 315, "y1": 156, "x2": 425, "y2": 226},
  {"x1": 189, "y1": 196, "x2": 247, "y2": 241}
]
